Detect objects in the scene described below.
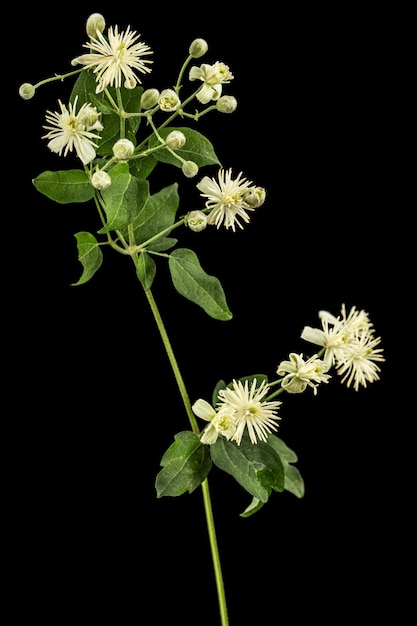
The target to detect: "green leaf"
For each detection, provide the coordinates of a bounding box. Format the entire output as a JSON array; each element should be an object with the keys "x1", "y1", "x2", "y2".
[
  {"x1": 210, "y1": 433, "x2": 285, "y2": 502},
  {"x1": 136, "y1": 251, "x2": 156, "y2": 290},
  {"x1": 267, "y1": 435, "x2": 305, "y2": 498},
  {"x1": 72, "y1": 232, "x2": 103, "y2": 286},
  {"x1": 70, "y1": 71, "x2": 143, "y2": 156},
  {"x1": 33, "y1": 170, "x2": 95, "y2": 204},
  {"x1": 130, "y1": 183, "x2": 179, "y2": 244},
  {"x1": 150, "y1": 127, "x2": 221, "y2": 168},
  {"x1": 155, "y1": 431, "x2": 212, "y2": 497},
  {"x1": 240, "y1": 497, "x2": 266, "y2": 518},
  {"x1": 129, "y1": 154, "x2": 158, "y2": 180},
  {"x1": 98, "y1": 163, "x2": 149, "y2": 233},
  {"x1": 169, "y1": 248, "x2": 232, "y2": 320}
]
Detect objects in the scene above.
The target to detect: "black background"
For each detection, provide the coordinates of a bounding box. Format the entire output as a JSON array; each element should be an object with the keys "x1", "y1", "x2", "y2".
[{"x1": 8, "y1": 4, "x2": 407, "y2": 625}]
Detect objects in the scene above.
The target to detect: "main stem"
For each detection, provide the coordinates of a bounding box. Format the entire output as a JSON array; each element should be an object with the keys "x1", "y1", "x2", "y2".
[{"x1": 144, "y1": 288, "x2": 229, "y2": 626}]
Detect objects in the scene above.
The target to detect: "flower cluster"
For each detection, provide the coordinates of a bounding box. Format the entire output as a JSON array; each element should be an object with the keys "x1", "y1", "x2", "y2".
[
  {"x1": 301, "y1": 304, "x2": 385, "y2": 391},
  {"x1": 193, "y1": 378, "x2": 282, "y2": 446}
]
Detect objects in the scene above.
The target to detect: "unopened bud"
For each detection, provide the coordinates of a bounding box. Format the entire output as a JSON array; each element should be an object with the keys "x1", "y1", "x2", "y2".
[
  {"x1": 182, "y1": 161, "x2": 199, "y2": 178},
  {"x1": 216, "y1": 95, "x2": 237, "y2": 114},
  {"x1": 91, "y1": 170, "x2": 112, "y2": 190},
  {"x1": 112, "y1": 138, "x2": 135, "y2": 159},
  {"x1": 86, "y1": 13, "x2": 106, "y2": 38},
  {"x1": 19, "y1": 83, "x2": 36, "y2": 100},
  {"x1": 141, "y1": 88, "x2": 160, "y2": 110},
  {"x1": 244, "y1": 187, "x2": 267, "y2": 208},
  {"x1": 186, "y1": 210, "x2": 208, "y2": 232},
  {"x1": 165, "y1": 130, "x2": 186, "y2": 150},
  {"x1": 189, "y1": 38, "x2": 208, "y2": 58}
]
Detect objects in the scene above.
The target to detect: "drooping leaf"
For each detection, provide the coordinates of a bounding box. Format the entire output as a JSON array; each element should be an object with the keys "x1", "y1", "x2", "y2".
[
  {"x1": 155, "y1": 431, "x2": 212, "y2": 497},
  {"x1": 98, "y1": 163, "x2": 149, "y2": 233},
  {"x1": 72, "y1": 232, "x2": 103, "y2": 286},
  {"x1": 210, "y1": 432, "x2": 285, "y2": 502},
  {"x1": 267, "y1": 434, "x2": 305, "y2": 498},
  {"x1": 240, "y1": 497, "x2": 266, "y2": 518},
  {"x1": 33, "y1": 170, "x2": 95, "y2": 204},
  {"x1": 169, "y1": 248, "x2": 232, "y2": 320}
]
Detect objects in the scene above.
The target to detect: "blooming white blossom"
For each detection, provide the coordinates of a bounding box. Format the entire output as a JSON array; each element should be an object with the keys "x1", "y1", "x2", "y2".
[
  {"x1": 196, "y1": 168, "x2": 259, "y2": 231},
  {"x1": 277, "y1": 353, "x2": 331, "y2": 395},
  {"x1": 334, "y1": 330, "x2": 385, "y2": 391},
  {"x1": 301, "y1": 304, "x2": 385, "y2": 390},
  {"x1": 71, "y1": 25, "x2": 153, "y2": 94},
  {"x1": 189, "y1": 62, "x2": 234, "y2": 104},
  {"x1": 216, "y1": 379, "x2": 282, "y2": 445},
  {"x1": 42, "y1": 96, "x2": 103, "y2": 165},
  {"x1": 192, "y1": 399, "x2": 237, "y2": 445}
]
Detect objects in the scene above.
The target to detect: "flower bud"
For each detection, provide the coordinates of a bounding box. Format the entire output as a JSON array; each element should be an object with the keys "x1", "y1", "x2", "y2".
[
  {"x1": 216, "y1": 95, "x2": 237, "y2": 114},
  {"x1": 91, "y1": 170, "x2": 112, "y2": 190},
  {"x1": 186, "y1": 210, "x2": 208, "y2": 232},
  {"x1": 86, "y1": 13, "x2": 106, "y2": 38},
  {"x1": 165, "y1": 130, "x2": 186, "y2": 150},
  {"x1": 19, "y1": 83, "x2": 36, "y2": 100},
  {"x1": 189, "y1": 38, "x2": 208, "y2": 58},
  {"x1": 112, "y1": 138, "x2": 135, "y2": 159},
  {"x1": 158, "y1": 89, "x2": 181, "y2": 112},
  {"x1": 140, "y1": 88, "x2": 160, "y2": 110},
  {"x1": 182, "y1": 161, "x2": 199, "y2": 178},
  {"x1": 243, "y1": 186, "x2": 267, "y2": 208}
]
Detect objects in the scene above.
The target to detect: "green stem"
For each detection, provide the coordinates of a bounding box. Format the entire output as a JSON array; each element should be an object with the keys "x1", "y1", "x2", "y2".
[{"x1": 143, "y1": 287, "x2": 229, "y2": 626}]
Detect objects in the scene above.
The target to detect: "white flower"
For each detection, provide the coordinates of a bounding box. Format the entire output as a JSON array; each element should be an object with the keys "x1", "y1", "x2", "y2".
[
  {"x1": 71, "y1": 25, "x2": 153, "y2": 94},
  {"x1": 277, "y1": 353, "x2": 331, "y2": 395},
  {"x1": 196, "y1": 168, "x2": 257, "y2": 231},
  {"x1": 189, "y1": 62, "x2": 234, "y2": 104},
  {"x1": 216, "y1": 379, "x2": 282, "y2": 445},
  {"x1": 334, "y1": 330, "x2": 385, "y2": 391},
  {"x1": 192, "y1": 399, "x2": 237, "y2": 445},
  {"x1": 42, "y1": 96, "x2": 103, "y2": 165},
  {"x1": 301, "y1": 304, "x2": 385, "y2": 389}
]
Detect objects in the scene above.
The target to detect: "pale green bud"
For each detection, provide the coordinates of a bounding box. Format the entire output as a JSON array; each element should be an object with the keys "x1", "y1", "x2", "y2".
[
  {"x1": 182, "y1": 161, "x2": 199, "y2": 178},
  {"x1": 216, "y1": 95, "x2": 237, "y2": 114},
  {"x1": 158, "y1": 89, "x2": 181, "y2": 112},
  {"x1": 186, "y1": 210, "x2": 207, "y2": 232},
  {"x1": 140, "y1": 88, "x2": 160, "y2": 110},
  {"x1": 19, "y1": 83, "x2": 36, "y2": 100},
  {"x1": 112, "y1": 138, "x2": 135, "y2": 159},
  {"x1": 189, "y1": 38, "x2": 208, "y2": 58},
  {"x1": 165, "y1": 130, "x2": 186, "y2": 150},
  {"x1": 243, "y1": 186, "x2": 267, "y2": 208},
  {"x1": 86, "y1": 13, "x2": 106, "y2": 38},
  {"x1": 91, "y1": 170, "x2": 112, "y2": 190}
]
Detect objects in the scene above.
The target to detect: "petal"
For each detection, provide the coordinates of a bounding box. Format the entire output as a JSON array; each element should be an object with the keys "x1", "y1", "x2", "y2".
[{"x1": 192, "y1": 399, "x2": 215, "y2": 422}]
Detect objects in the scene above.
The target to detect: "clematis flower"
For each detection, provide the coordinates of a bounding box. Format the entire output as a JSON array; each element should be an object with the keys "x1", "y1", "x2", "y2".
[
  {"x1": 189, "y1": 61, "x2": 233, "y2": 104},
  {"x1": 197, "y1": 168, "x2": 261, "y2": 231},
  {"x1": 216, "y1": 379, "x2": 282, "y2": 445},
  {"x1": 277, "y1": 353, "x2": 331, "y2": 395},
  {"x1": 42, "y1": 96, "x2": 103, "y2": 165},
  {"x1": 71, "y1": 25, "x2": 153, "y2": 93},
  {"x1": 192, "y1": 399, "x2": 237, "y2": 445}
]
